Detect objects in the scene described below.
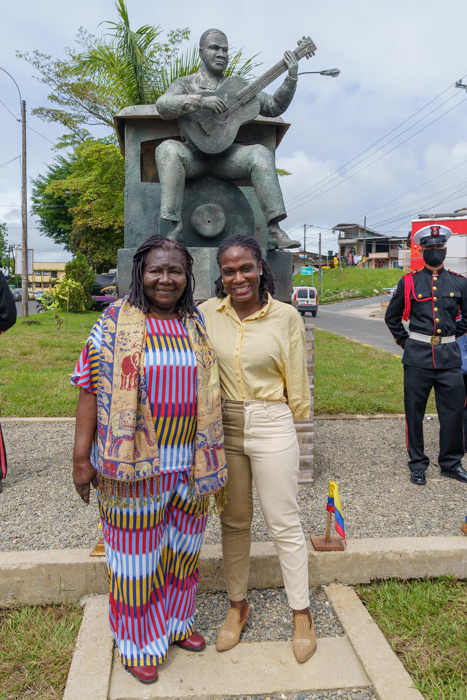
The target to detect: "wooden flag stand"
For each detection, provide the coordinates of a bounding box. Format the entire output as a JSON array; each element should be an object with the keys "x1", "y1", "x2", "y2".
[
  {"x1": 89, "y1": 521, "x2": 105, "y2": 556},
  {"x1": 311, "y1": 510, "x2": 345, "y2": 551},
  {"x1": 89, "y1": 537, "x2": 105, "y2": 556}
]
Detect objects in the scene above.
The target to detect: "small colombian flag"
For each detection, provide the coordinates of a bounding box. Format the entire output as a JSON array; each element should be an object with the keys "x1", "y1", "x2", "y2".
[{"x1": 326, "y1": 481, "x2": 346, "y2": 543}]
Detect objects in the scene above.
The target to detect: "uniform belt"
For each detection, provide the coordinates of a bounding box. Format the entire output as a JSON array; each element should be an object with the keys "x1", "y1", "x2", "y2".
[{"x1": 409, "y1": 331, "x2": 456, "y2": 346}]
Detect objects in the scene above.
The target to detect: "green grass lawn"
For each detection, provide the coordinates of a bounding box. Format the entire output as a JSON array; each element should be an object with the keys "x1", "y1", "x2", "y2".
[
  {"x1": 0, "y1": 310, "x2": 100, "y2": 417},
  {"x1": 0, "y1": 603, "x2": 83, "y2": 699},
  {"x1": 359, "y1": 578, "x2": 467, "y2": 700},
  {"x1": 314, "y1": 328, "x2": 435, "y2": 414},
  {"x1": 294, "y1": 267, "x2": 404, "y2": 303},
  {"x1": 0, "y1": 309, "x2": 434, "y2": 416}
]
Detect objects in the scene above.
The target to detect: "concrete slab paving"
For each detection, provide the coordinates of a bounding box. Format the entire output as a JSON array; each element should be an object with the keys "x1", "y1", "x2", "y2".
[
  {"x1": 326, "y1": 585, "x2": 424, "y2": 700},
  {"x1": 108, "y1": 638, "x2": 370, "y2": 700},
  {"x1": 63, "y1": 595, "x2": 113, "y2": 700}
]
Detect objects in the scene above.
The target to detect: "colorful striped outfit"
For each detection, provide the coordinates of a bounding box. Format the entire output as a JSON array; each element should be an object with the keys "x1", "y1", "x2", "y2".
[{"x1": 72, "y1": 315, "x2": 205, "y2": 667}]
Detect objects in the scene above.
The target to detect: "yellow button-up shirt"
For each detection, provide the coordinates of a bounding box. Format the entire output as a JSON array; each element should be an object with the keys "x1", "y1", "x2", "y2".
[{"x1": 199, "y1": 294, "x2": 311, "y2": 420}]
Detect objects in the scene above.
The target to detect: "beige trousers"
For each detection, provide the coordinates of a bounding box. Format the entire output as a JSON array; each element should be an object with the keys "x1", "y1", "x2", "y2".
[{"x1": 220, "y1": 399, "x2": 310, "y2": 610}]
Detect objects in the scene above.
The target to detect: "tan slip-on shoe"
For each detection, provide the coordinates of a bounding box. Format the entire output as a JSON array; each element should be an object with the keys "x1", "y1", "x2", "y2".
[
  {"x1": 293, "y1": 612, "x2": 317, "y2": 663},
  {"x1": 216, "y1": 605, "x2": 249, "y2": 651}
]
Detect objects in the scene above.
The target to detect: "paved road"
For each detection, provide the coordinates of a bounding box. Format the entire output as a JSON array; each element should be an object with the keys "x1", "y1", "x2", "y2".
[
  {"x1": 15, "y1": 300, "x2": 42, "y2": 317},
  {"x1": 306, "y1": 295, "x2": 403, "y2": 356}
]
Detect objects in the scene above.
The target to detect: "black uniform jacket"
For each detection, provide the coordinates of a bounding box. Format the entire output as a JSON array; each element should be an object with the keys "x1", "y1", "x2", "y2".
[
  {"x1": 385, "y1": 266, "x2": 467, "y2": 369},
  {"x1": 0, "y1": 272, "x2": 16, "y2": 334}
]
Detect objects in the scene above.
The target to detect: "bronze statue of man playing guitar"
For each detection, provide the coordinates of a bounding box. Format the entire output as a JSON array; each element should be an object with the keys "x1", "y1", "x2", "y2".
[{"x1": 156, "y1": 28, "x2": 311, "y2": 250}]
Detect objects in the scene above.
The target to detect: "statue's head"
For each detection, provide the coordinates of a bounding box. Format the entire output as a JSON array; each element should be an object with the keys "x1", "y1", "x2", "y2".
[{"x1": 199, "y1": 29, "x2": 228, "y2": 76}]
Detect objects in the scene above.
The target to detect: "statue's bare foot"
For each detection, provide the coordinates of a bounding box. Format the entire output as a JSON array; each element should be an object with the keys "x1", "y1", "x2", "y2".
[
  {"x1": 268, "y1": 222, "x2": 301, "y2": 250},
  {"x1": 159, "y1": 219, "x2": 183, "y2": 241}
]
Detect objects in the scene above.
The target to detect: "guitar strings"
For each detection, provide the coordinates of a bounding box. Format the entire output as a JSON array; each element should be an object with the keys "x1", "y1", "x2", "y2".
[{"x1": 221, "y1": 43, "x2": 312, "y2": 118}]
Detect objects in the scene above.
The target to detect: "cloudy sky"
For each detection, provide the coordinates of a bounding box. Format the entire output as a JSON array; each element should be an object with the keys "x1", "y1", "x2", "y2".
[{"x1": 2, "y1": 0, "x2": 467, "y2": 259}]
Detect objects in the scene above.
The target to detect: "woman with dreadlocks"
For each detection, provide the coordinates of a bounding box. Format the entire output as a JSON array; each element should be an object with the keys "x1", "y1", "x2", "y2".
[
  {"x1": 71, "y1": 235, "x2": 227, "y2": 684},
  {"x1": 199, "y1": 234, "x2": 314, "y2": 664}
]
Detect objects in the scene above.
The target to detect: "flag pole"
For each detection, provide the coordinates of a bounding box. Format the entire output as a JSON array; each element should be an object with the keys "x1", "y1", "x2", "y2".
[{"x1": 325, "y1": 511, "x2": 332, "y2": 543}]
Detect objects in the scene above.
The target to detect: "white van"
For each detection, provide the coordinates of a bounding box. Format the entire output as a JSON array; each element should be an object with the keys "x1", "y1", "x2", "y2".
[{"x1": 291, "y1": 286, "x2": 318, "y2": 317}]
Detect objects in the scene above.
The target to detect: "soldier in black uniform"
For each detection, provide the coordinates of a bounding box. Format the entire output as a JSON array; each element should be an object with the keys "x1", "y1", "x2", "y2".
[{"x1": 385, "y1": 224, "x2": 467, "y2": 485}]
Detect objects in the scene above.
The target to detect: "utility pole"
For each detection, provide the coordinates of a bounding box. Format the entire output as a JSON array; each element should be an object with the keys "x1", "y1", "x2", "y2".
[
  {"x1": 21, "y1": 100, "x2": 28, "y2": 318},
  {"x1": 363, "y1": 216, "x2": 367, "y2": 269},
  {"x1": 0, "y1": 69, "x2": 28, "y2": 314},
  {"x1": 303, "y1": 223, "x2": 307, "y2": 253},
  {"x1": 318, "y1": 231, "x2": 322, "y2": 297}
]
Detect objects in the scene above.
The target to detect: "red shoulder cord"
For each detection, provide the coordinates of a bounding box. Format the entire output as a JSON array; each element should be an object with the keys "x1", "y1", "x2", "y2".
[{"x1": 402, "y1": 272, "x2": 432, "y2": 321}]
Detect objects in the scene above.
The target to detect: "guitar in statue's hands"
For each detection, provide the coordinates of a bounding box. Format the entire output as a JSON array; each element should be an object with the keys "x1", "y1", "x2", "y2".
[{"x1": 178, "y1": 36, "x2": 317, "y2": 155}]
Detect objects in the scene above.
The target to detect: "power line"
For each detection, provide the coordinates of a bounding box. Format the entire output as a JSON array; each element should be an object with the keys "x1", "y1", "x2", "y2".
[
  {"x1": 26, "y1": 125, "x2": 55, "y2": 145},
  {"x1": 351, "y1": 157, "x2": 467, "y2": 222},
  {"x1": 285, "y1": 78, "x2": 467, "y2": 208},
  {"x1": 0, "y1": 98, "x2": 56, "y2": 145},
  {"x1": 287, "y1": 92, "x2": 463, "y2": 208},
  {"x1": 287, "y1": 95, "x2": 467, "y2": 214},
  {"x1": 0, "y1": 98, "x2": 19, "y2": 121},
  {"x1": 369, "y1": 181, "x2": 467, "y2": 226},
  {"x1": 375, "y1": 187, "x2": 467, "y2": 230},
  {"x1": 0, "y1": 155, "x2": 21, "y2": 170}
]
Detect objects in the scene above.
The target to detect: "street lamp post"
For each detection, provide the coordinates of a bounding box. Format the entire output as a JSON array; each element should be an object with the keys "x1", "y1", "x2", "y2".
[
  {"x1": 0, "y1": 67, "x2": 28, "y2": 318},
  {"x1": 297, "y1": 68, "x2": 341, "y2": 77}
]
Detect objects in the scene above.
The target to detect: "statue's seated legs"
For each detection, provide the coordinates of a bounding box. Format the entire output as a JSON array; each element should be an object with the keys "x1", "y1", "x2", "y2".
[{"x1": 155, "y1": 140, "x2": 300, "y2": 248}]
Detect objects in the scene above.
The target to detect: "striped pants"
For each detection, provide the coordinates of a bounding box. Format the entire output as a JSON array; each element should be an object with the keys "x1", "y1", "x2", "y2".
[{"x1": 98, "y1": 471, "x2": 207, "y2": 668}]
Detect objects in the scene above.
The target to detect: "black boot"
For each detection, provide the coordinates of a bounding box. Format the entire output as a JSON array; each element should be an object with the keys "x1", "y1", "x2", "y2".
[
  {"x1": 410, "y1": 469, "x2": 426, "y2": 485},
  {"x1": 440, "y1": 465, "x2": 467, "y2": 483}
]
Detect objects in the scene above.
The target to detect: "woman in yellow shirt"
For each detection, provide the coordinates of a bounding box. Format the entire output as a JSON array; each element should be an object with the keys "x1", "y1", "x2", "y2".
[{"x1": 199, "y1": 234, "x2": 314, "y2": 664}]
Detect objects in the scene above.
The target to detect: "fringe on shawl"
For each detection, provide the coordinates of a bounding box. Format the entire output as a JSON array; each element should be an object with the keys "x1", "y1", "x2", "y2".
[{"x1": 97, "y1": 472, "x2": 228, "y2": 516}]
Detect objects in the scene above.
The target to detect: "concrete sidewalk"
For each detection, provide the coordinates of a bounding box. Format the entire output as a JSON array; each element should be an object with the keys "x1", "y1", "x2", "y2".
[{"x1": 64, "y1": 588, "x2": 423, "y2": 700}]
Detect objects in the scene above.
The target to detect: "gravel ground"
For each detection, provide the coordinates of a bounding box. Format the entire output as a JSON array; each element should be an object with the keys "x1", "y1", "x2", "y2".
[
  {"x1": 194, "y1": 587, "x2": 343, "y2": 645},
  {"x1": 0, "y1": 417, "x2": 466, "y2": 551}
]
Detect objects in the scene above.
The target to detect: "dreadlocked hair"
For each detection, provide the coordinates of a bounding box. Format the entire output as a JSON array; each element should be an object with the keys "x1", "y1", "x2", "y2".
[
  {"x1": 214, "y1": 234, "x2": 275, "y2": 302},
  {"x1": 128, "y1": 234, "x2": 196, "y2": 322}
]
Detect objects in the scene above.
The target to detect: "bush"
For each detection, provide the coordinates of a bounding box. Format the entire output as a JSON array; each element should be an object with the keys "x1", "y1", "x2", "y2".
[{"x1": 64, "y1": 252, "x2": 95, "y2": 310}]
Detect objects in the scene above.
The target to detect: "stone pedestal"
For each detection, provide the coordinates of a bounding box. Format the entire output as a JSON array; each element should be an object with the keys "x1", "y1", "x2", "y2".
[
  {"x1": 114, "y1": 106, "x2": 293, "y2": 302},
  {"x1": 297, "y1": 323, "x2": 314, "y2": 485}
]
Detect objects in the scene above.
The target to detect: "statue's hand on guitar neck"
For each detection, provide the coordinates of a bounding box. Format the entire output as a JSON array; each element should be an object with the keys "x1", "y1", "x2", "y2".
[
  {"x1": 200, "y1": 95, "x2": 227, "y2": 114},
  {"x1": 283, "y1": 50, "x2": 298, "y2": 80}
]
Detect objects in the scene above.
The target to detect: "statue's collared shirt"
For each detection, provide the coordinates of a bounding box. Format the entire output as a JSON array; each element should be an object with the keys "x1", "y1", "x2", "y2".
[
  {"x1": 199, "y1": 294, "x2": 310, "y2": 420},
  {"x1": 156, "y1": 65, "x2": 297, "y2": 123}
]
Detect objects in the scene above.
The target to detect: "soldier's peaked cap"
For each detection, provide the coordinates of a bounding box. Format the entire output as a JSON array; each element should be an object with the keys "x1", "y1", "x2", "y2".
[{"x1": 413, "y1": 224, "x2": 452, "y2": 247}]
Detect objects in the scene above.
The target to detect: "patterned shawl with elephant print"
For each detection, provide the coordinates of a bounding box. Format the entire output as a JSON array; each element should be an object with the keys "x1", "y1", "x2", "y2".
[{"x1": 95, "y1": 297, "x2": 227, "y2": 512}]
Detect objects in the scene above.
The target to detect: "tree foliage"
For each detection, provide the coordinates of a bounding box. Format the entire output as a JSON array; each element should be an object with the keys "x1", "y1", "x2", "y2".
[
  {"x1": 30, "y1": 157, "x2": 76, "y2": 249},
  {"x1": 0, "y1": 223, "x2": 8, "y2": 270},
  {"x1": 64, "y1": 251, "x2": 96, "y2": 310},
  {"x1": 43, "y1": 140, "x2": 124, "y2": 271}
]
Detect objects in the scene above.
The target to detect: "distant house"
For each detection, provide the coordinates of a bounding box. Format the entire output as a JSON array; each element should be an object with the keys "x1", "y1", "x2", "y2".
[
  {"x1": 292, "y1": 251, "x2": 332, "y2": 275},
  {"x1": 333, "y1": 223, "x2": 407, "y2": 269},
  {"x1": 29, "y1": 262, "x2": 67, "y2": 289}
]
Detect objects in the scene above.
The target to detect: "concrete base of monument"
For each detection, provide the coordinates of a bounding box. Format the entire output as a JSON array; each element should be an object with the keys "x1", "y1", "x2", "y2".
[
  {"x1": 117, "y1": 246, "x2": 293, "y2": 303},
  {"x1": 63, "y1": 586, "x2": 424, "y2": 700},
  {"x1": 3, "y1": 538, "x2": 467, "y2": 607}
]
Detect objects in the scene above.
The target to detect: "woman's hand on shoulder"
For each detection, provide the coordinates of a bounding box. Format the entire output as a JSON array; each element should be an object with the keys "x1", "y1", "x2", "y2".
[{"x1": 73, "y1": 457, "x2": 98, "y2": 505}]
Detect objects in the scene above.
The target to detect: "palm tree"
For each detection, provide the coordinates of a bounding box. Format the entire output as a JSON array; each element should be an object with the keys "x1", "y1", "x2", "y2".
[{"x1": 78, "y1": 0, "x2": 260, "y2": 110}]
